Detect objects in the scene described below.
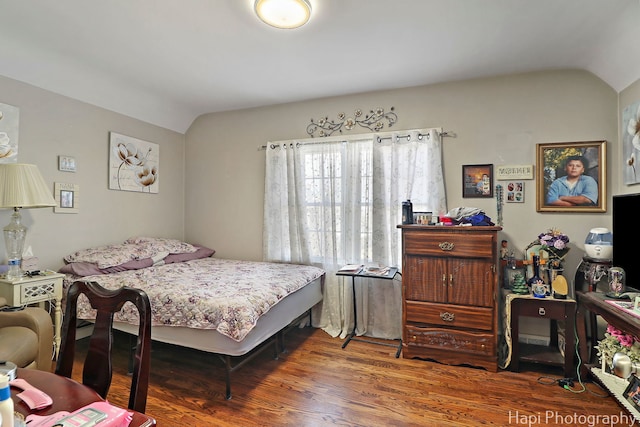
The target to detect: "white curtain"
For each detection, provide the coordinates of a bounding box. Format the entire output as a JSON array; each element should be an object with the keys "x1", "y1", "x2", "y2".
[{"x1": 263, "y1": 129, "x2": 447, "y2": 339}]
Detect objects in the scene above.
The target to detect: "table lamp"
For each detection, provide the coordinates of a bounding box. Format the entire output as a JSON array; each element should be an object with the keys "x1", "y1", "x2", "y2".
[
  {"x1": 0, "y1": 164, "x2": 56, "y2": 280},
  {"x1": 612, "y1": 352, "x2": 640, "y2": 379}
]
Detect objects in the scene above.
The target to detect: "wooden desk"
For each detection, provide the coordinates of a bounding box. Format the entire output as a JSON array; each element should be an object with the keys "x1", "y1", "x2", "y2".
[
  {"x1": 576, "y1": 291, "x2": 640, "y2": 374},
  {"x1": 13, "y1": 368, "x2": 156, "y2": 426},
  {"x1": 576, "y1": 291, "x2": 640, "y2": 418}
]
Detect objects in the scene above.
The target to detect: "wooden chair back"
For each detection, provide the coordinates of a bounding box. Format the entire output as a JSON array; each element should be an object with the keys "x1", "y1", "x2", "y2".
[{"x1": 55, "y1": 280, "x2": 152, "y2": 413}]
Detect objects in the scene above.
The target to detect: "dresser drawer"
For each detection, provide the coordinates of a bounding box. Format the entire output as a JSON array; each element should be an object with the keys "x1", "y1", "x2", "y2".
[
  {"x1": 405, "y1": 301, "x2": 493, "y2": 331},
  {"x1": 403, "y1": 231, "x2": 494, "y2": 258},
  {"x1": 404, "y1": 325, "x2": 495, "y2": 356},
  {"x1": 511, "y1": 298, "x2": 569, "y2": 319}
]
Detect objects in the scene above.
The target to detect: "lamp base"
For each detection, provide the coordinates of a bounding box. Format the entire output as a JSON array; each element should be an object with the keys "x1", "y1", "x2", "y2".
[{"x1": 4, "y1": 208, "x2": 26, "y2": 281}]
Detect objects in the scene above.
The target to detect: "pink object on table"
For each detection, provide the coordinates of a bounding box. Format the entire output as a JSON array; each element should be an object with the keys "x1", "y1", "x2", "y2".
[{"x1": 9, "y1": 378, "x2": 52, "y2": 410}]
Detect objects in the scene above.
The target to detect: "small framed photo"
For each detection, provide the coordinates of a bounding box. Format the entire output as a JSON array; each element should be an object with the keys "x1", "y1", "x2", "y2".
[
  {"x1": 536, "y1": 141, "x2": 606, "y2": 212},
  {"x1": 54, "y1": 182, "x2": 79, "y2": 214},
  {"x1": 505, "y1": 181, "x2": 525, "y2": 203},
  {"x1": 624, "y1": 375, "x2": 640, "y2": 411},
  {"x1": 58, "y1": 155, "x2": 76, "y2": 172},
  {"x1": 462, "y1": 164, "x2": 493, "y2": 198}
]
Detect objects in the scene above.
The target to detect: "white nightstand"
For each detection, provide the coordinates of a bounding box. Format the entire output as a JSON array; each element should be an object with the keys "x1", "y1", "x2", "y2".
[{"x1": 0, "y1": 271, "x2": 64, "y2": 359}]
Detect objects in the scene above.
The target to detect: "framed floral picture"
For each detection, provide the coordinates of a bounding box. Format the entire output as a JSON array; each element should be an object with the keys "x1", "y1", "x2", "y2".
[
  {"x1": 462, "y1": 164, "x2": 493, "y2": 198},
  {"x1": 109, "y1": 132, "x2": 159, "y2": 193},
  {"x1": 536, "y1": 141, "x2": 606, "y2": 213},
  {"x1": 623, "y1": 100, "x2": 640, "y2": 184},
  {"x1": 0, "y1": 102, "x2": 19, "y2": 163}
]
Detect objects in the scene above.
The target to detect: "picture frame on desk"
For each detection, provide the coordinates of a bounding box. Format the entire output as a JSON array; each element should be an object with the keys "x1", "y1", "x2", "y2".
[{"x1": 624, "y1": 375, "x2": 640, "y2": 411}]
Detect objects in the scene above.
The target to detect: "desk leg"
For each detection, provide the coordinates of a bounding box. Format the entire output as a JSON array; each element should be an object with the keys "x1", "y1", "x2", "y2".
[
  {"x1": 576, "y1": 298, "x2": 589, "y2": 379},
  {"x1": 510, "y1": 302, "x2": 520, "y2": 372},
  {"x1": 564, "y1": 305, "x2": 575, "y2": 378},
  {"x1": 342, "y1": 276, "x2": 357, "y2": 349}
]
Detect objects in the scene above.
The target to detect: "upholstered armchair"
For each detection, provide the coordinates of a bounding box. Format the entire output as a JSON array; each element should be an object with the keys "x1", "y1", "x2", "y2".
[{"x1": 0, "y1": 297, "x2": 54, "y2": 371}]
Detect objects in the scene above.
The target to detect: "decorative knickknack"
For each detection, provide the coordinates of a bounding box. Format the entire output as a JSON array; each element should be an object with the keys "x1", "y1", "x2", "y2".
[
  {"x1": 511, "y1": 272, "x2": 529, "y2": 295},
  {"x1": 306, "y1": 107, "x2": 397, "y2": 137},
  {"x1": 522, "y1": 228, "x2": 570, "y2": 298},
  {"x1": 537, "y1": 228, "x2": 570, "y2": 269},
  {"x1": 595, "y1": 325, "x2": 640, "y2": 373},
  {"x1": 608, "y1": 267, "x2": 626, "y2": 298}
]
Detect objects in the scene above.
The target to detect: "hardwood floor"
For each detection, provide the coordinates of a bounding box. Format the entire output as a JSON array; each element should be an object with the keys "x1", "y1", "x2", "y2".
[{"x1": 70, "y1": 327, "x2": 627, "y2": 426}]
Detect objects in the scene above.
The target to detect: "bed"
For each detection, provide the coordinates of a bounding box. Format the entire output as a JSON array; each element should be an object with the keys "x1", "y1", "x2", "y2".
[{"x1": 59, "y1": 237, "x2": 325, "y2": 398}]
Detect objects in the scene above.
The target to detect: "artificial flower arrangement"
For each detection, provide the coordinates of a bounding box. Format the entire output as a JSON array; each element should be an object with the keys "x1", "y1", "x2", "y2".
[
  {"x1": 595, "y1": 324, "x2": 640, "y2": 371},
  {"x1": 535, "y1": 228, "x2": 570, "y2": 269}
]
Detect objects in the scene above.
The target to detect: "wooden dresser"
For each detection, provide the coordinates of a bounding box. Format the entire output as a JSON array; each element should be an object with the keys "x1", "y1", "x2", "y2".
[{"x1": 398, "y1": 225, "x2": 501, "y2": 372}]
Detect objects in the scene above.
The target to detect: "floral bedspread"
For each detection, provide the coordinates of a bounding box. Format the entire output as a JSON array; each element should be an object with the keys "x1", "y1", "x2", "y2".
[{"x1": 63, "y1": 258, "x2": 325, "y2": 342}]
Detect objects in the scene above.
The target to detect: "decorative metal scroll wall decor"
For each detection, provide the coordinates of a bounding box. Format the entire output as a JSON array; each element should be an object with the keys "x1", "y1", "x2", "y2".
[{"x1": 306, "y1": 107, "x2": 397, "y2": 137}]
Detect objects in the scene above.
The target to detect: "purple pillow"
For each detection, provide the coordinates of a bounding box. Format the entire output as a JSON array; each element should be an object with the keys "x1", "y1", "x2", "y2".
[
  {"x1": 164, "y1": 245, "x2": 215, "y2": 264},
  {"x1": 100, "y1": 258, "x2": 154, "y2": 274},
  {"x1": 60, "y1": 245, "x2": 215, "y2": 276},
  {"x1": 58, "y1": 262, "x2": 104, "y2": 276},
  {"x1": 59, "y1": 258, "x2": 155, "y2": 276}
]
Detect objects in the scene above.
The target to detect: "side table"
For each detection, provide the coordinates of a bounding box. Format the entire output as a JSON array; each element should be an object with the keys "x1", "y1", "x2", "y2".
[
  {"x1": 337, "y1": 266, "x2": 402, "y2": 358},
  {"x1": 507, "y1": 294, "x2": 576, "y2": 377},
  {"x1": 0, "y1": 271, "x2": 64, "y2": 359}
]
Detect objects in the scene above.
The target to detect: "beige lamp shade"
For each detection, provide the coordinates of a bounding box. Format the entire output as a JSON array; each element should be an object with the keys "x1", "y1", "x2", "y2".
[{"x1": 0, "y1": 163, "x2": 56, "y2": 209}]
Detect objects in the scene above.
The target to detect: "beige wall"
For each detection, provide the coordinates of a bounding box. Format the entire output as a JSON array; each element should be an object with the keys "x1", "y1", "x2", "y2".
[
  {"x1": 0, "y1": 75, "x2": 186, "y2": 270},
  {"x1": 186, "y1": 69, "x2": 624, "y2": 339},
  {"x1": 0, "y1": 69, "x2": 632, "y2": 284},
  {"x1": 186, "y1": 69, "x2": 618, "y2": 277},
  {"x1": 0, "y1": 68, "x2": 633, "y2": 340}
]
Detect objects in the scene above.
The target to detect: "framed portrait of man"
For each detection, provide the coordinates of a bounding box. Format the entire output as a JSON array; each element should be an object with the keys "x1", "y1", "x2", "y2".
[{"x1": 536, "y1": 141, "x2": 606, "y2": 213}]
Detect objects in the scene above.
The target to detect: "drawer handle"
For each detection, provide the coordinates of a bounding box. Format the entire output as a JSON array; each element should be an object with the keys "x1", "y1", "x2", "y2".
[
  {"x1": 439, "y1": 242, "x2": 455, "y2": 251},
  {"x1": 538, "y1": 307, "x2": 546, "y2": 316},
  {"x1": 440, "y1": 312, "x2": 455, "y2": 322},
  {"x1": 442, "y1": 274, "x2": 446, "y2": 286}
]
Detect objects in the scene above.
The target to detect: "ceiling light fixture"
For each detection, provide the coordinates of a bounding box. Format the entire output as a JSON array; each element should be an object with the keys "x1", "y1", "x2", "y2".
[{"x1": 254, "y1": 0, "x2": 312, "y2": 29}]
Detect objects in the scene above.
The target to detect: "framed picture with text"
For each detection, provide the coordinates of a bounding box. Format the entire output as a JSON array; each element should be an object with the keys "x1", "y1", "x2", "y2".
[{"x1": 54, "y1": 182, "x2": 79, "y2": 214}]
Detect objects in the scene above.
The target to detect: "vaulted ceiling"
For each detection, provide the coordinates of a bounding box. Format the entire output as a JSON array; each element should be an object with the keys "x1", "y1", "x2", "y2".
[{"x1": 1, "y1": 0, "x2": 638, "y2": 133}]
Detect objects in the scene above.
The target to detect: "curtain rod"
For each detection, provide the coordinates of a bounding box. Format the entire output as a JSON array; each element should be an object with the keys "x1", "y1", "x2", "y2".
[{"x1": 258, "y1": 128, "x2": 455, "y2": 151}]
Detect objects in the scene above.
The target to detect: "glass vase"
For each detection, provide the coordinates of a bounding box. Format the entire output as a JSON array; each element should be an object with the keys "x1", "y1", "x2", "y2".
[{"x1": 607, "y1": 267, "x2": 626, "y2": 298}]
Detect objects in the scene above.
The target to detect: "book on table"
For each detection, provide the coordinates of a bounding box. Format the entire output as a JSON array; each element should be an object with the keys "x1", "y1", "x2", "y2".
[
  {"x1": 338, "y1": 264, "x2": 364, "y2": 274},
  {"x1": 361, "y1": 265, "x2": 392, "y2": 276},
  {"x1": 605, "y1": 299, "x2": 640, "y2": 319},
  {"x1": 338, "y1": 263, "x2": 396, "y2": 277}
]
